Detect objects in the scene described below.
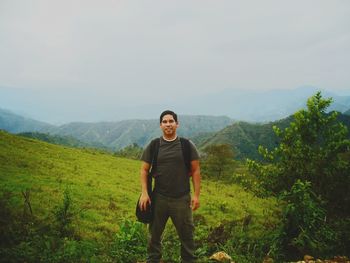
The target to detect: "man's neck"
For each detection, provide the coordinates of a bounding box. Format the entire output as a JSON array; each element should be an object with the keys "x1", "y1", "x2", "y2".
[{"x1": 163, "y1": 135, "x2": 177, "y2": 142}]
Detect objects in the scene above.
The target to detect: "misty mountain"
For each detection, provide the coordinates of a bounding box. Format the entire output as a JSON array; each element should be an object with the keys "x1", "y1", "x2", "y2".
[
  {"x1": 0, "y1": 108, "x2": 233, "y2": 150},
  {"x1": 45, "y1": 115, "x2": 233, "y2": 150},
  {"x1": 176, "y1": 87, "x2": 350, "y2": 123},
  {"x1": 1, "y1": 87, "x2": 349, "y2": 124},
  {"x1": 0, "y1": 108, "x2": 54, "y2": 133}
]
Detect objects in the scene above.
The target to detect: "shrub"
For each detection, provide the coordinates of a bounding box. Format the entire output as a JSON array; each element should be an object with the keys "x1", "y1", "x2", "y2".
[
  {"x1": 110, "y1": 219, "x2": 147, "y2": 263},
  {"x1": 270, "y1": 180, "x2": 337, "y2": 261}
]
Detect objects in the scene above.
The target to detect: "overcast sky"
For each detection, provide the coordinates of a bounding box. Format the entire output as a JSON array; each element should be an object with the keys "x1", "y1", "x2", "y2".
[{"x1": 0, "y1": 0, "x2": 349, "y2": 123}]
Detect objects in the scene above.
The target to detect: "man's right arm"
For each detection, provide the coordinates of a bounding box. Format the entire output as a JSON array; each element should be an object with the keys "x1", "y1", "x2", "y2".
[{"x1": 139, "y1": 161, "x2": 151, "y2": 211}]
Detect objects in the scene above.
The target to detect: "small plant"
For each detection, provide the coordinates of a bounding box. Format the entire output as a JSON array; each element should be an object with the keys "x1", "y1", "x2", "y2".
[
  {"x1": 110, "y1": 219, "x2": 147, "y2": 263},
  {"x1": 53, "y1": 189, "x2": 74, "y2": 238}
]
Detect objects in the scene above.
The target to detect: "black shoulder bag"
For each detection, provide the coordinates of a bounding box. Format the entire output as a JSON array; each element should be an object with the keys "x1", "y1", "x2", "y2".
[{"x1": 135, "y1": 138, "x2": 160, "y2": 224}]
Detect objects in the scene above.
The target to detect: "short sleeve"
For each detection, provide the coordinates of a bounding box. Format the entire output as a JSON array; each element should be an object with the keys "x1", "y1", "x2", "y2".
[
  {"x1": 141, "y1": 141, "x2": 152, "y2": 164},
  {"x1": 189, "y1": 140, "x2": 200, "y2": 161}
]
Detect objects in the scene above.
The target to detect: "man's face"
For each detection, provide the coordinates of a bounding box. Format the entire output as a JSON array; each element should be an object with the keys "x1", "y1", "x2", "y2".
[{"x1": 160, "y1": 114, "x2": 178, "y2": 137}]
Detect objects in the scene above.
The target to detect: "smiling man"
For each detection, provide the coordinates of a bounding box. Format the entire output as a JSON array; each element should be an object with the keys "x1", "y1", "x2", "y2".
[{"x1": 139, "y1": 110, "x2": 201, "y2": 263}]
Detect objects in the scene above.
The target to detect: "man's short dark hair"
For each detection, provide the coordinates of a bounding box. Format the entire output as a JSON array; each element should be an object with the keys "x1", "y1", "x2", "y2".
[{"x1": 160, "y1": 110, "x2": 178, "y2": 123}]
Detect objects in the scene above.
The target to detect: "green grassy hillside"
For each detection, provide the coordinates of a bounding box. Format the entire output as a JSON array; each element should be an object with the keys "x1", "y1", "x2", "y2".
[
  {"x1": 0, "y1": 130, "x2": 279, "y2": 262},
  {"x1": 18, "y1": 132, "x2": 103, "y2": 149},
  {"x1": 0, "y1": 130, "x2": 141, "y2": 241}
]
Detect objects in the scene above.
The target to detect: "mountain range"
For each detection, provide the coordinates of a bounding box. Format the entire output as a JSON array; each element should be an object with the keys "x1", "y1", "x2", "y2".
[
  {"x1": 180, "y1": 87, "x2": 350, "y2": 122},
  {"x1": 2, "y1": 106, "x2": 350, "y2": 161},
  {"x1": 0, "y1": 108, "x2": 233, "y2": 150},
  {"x1": 1, "y1": 86, "x2": 350, "y2": 123},
  {"x1": 1, "y1": 88, "x2": 350, "y2": 159}
]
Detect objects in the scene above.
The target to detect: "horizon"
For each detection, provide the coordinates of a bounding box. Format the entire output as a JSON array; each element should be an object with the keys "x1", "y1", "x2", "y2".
[
  {"x1": 1, "y1": 87, "x2": 350, "y2": 126},
  {"x1": 1, "y1": 1, "x2": 350, "y2": 123}
]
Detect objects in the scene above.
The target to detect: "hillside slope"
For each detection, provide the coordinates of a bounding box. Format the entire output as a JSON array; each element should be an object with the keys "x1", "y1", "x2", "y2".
[
  {"x1": 197, "y1": 116, "x2": 293, "y2": 160},
  {"x1": 0, "y1": 130, "x2": 278, "y2": 241},
  {"x1": 17, "y1": 132, "x2": 99, "y2": 148},
  {"x1": 198, "y1": 113, "x2": 350, "y2": 160},
  {"x1": 0, "y1": 130, "x2": 141, "y2": 240}
]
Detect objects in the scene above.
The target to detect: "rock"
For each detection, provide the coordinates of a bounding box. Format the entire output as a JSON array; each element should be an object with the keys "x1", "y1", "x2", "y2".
[
  {"x1": 304, "y1": 255, "x2": 314, "y2": 262},
  {"x1": 209, "y1": 251, "x2": 232, "y2": 262},
  {"x1": 332, "y1": 256, "x2": 349, "y2": 262}
]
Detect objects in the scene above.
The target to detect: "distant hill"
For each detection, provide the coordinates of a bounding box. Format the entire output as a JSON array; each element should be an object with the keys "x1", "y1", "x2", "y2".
[
  {"x1": 196, "y1": 117, "x2": 292, "y2": 160},
  {"x1": 0, "y1": 108, "x2": 233, "y2": 150},
  {"x1": 174, "y1": 87, "x2": 350, "y2": 123},
  {"x1": 197, "y1": 113, "x2": 350, "y2": 160},
  {"x1": 1, "y1": 87, "x2": 349, "y2": 124},
  {"x1": 45, "y1": 115, "x2": 233, "y2": 150},
  {"x1": 344, "y1": 109, "x2": 350, "y2": 116},
  {"x1": 0, "y1": 108, "x2": 54, "y2": 133}
]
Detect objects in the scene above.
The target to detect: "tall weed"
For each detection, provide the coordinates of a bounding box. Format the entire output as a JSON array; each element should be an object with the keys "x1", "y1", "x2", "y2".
[{"x1": 110, "y1": 219, "x2": 147, "y2": 263}]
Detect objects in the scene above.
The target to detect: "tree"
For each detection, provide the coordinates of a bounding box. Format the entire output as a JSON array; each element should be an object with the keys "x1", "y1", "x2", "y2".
[
  {"x1": 248, "y1": 92, "x2": 350, "y2": 259},
  {"x1": 248, "y1": 92, "x2": 350, "y2": 214},
  {"x1": 202, "y1": 144, "x2": 235, "y2": 180}
]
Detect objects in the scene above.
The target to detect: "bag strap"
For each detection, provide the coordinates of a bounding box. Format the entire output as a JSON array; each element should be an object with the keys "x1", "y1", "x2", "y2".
[
  {"x1": 149, "y1": 138, "x2": 160, "y2": 175},
  {"x1": 180, "y1": 137, "x2": 191, "y2": 173}
]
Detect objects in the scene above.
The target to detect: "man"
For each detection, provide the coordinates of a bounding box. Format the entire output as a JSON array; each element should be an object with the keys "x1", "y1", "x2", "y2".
[{"x1": 139, "y1": 110, "x2": 201, "y2": 263}]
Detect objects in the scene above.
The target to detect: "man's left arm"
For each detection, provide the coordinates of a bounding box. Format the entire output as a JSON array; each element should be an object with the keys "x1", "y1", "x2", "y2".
[{"x1": 190, "y1": 160, "x2": 201, "y2": 211}]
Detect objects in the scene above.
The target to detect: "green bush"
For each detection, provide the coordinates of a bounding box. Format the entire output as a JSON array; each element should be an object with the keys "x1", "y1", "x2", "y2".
[
  {"x1": 270, "y1": 180, "x2": 337, "y2": 261},
  {"x1": 110, "y1": 219, "x2": 147, "y2": 263},
  {"x1": 248, "y1": 92, "x2": 350, "y2": 215}
]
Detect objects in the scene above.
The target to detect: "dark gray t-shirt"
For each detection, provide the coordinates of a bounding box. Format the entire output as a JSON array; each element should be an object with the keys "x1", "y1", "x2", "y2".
[{"x1": 141, "y1": 137, "x2": 199, "y2": 198}]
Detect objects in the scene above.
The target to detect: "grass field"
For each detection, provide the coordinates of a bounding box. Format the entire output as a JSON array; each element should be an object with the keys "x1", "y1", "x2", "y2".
[{"x1": 0, "y1": 130, "x2": 280, "y2": 262}]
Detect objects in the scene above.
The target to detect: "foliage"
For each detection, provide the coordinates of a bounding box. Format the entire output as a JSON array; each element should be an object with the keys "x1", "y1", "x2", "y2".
[
  {"x1": 270, "y1": 180, "x2": 336, "y2": 261},
  {"x1": 248, "y1": 92, "x2": 350, "y2": 214},
  {"x1": 53, "y1": 189, "x2": 75, "y2": 238},
  {"x1": 0, "y1": 189, "x2": 103, "y2": 263},
  {"x1": 162, "y1": 224, "x2": 182, "y2": 262},
  {"x1": 230, "y1": 165, "x2": 263, "y2": 194},
  {"x1": 247, "y1": 92, "x2": 350, "y2": 260},
  {"x1": 110, "y1": 219, "x2": 147, "y2": 263},
  {"x1": 203, "y1": 214, "x2": 280, "y2": 263},
  {"x1": 202, "y1": 144, "x2": 236, "y2": 180}
]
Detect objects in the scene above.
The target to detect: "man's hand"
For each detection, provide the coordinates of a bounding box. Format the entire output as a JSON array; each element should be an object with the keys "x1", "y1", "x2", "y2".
[
  {"x1": 191, "y1": 195, "x2": 200, "y2": 211},
  {"x1": 139, "y1": 193, "x2": 151, "y2": 211}
]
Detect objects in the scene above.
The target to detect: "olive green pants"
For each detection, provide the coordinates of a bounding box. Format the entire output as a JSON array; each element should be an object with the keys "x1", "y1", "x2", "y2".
[{"x1": 147, "y1": 193, "x2": 196, "y2": 263}]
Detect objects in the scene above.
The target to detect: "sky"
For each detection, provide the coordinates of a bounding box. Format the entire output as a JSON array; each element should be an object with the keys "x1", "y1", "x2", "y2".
[{"x1": 0, "y1": 0, "x2": 350, "y2": 123}]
